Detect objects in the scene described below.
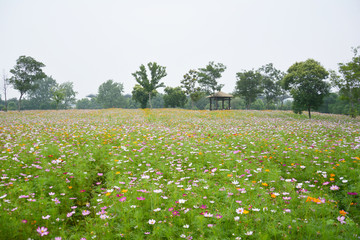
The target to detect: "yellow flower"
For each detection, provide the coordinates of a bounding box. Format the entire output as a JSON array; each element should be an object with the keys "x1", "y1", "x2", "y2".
[
  {"x1": 262, "y1": 183, "x2": 268, "y2": 187},
  {"x1": 122, "y1": 189, "x2": 128, "y2": 193},
  {"x1": 68, "y1": 186, "x2": 72, "y2": 189},
  {"x1": 116, "y1": 171, "x2": 120, "y2": 174}
]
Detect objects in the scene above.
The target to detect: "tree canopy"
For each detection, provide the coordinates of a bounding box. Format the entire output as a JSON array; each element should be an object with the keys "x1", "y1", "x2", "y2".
[
  {"x1": 283, "y1": 59, "x2": 330, "y2": 118},
  {"x1": 97, "y1": 80, "x2": 125, "y2": 108},
  {"x1": 163, "y1": 86, "x2": 187, "y2": 108},
  {"x1": 234, "y1": 70, "x2": 263, "y2": 109},
  {"x1": 198, "y1": 62, "x2": 226, "y2": 94}
]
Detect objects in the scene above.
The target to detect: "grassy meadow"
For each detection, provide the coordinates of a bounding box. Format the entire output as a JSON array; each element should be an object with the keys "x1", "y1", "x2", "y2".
[{"x1": 0, "y1": 109, "x2": 359, "y2": 240}]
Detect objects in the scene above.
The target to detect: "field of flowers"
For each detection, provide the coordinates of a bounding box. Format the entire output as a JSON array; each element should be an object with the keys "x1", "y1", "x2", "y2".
[{"x1": 0, "y1": 109, "x2": 359, "y2": 240}]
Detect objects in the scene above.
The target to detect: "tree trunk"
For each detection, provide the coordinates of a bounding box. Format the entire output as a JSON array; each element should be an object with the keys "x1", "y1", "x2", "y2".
[
  {"x1": 308, "y1": 106, "x2": 311, "y2": 119},
  {"x1": 18, "y1": 93, "x2": 23, "y2": 111},
  {"x1": 148, "y1": 92, "x2": 152, "y2": 109}
]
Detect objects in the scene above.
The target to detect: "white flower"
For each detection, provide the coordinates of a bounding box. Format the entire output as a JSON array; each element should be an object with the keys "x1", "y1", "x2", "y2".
[
  {"x1": 42, "y1": 215, "x2": 50, "y2": 219},
  {"x1": 180, "y1": 234, "x2": 186, "y2": 238},
  {"x1": 183, "y1": 224, "x2": 189, "y2": 228},
  {"x1": 130, "y1": 205, "x2": 137, "y2": 208},
  {"x1": 153, "y1": 208, "x2": 161, "y2": 212},
  {"x1": 178, "y1": 199, "x2": 187, "y2": 204},
  {"x1": 232, "y1": 180, "x2": 239, "y2": 185},
  {"x1": 236, "y1": 208, "x2": 244, "y2": 214},
  {"x1": 234, "y1": 216, "x2": 240, "y2": 221},
  {"x1": 153, "y1": 189, "x2": 162, "y2": 193},
  {"x1": 148, "y1": 219, "x2": 156, "y2": 225},
  {"x1": 245, "y1": 231, "x2": 253, "y2": 235},
  {"x1": 204, "y1": 213, "x2": 213, "y2": 217},
  {"x1": 252, "y1": 208, "x2": 260, "y2": 211}
]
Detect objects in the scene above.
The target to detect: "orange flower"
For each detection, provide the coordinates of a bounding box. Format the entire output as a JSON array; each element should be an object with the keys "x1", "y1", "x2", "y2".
[
  {"x1": 271, "y1": 194, "x2": 276, "y2": 198},
  {"x1": 339, "y1": 210, "x2": 347, "y2": 216},
  {"x1": 262, "y1": 183, "x2": 268, "y2": 187},
  {"x1": 121, "y1": 189, "x2": 128, "y2": 193},
  {"x1": 68, "y1": 186, "x2": 72, "y2": 189}
]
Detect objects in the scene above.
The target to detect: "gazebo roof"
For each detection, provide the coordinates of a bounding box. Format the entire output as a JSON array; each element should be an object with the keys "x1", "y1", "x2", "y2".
[{"x1": 207, "y1": 91, "x2": 233, "y2": 98}]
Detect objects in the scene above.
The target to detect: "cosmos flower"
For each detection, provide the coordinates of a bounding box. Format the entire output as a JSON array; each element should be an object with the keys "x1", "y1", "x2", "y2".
[
  {"x1": 37, "y1": 226, "x2": 49, "y2": 236},
  {"x1": 330, "y1": 185, "x2": 339, "y2": 191},
  {"x1": 148, "y1": 219, "x2": 156, "y2": 224}
]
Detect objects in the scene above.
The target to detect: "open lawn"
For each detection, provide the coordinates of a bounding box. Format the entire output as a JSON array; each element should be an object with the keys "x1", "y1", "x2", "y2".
[{"x1": 0, "y1": 109, "x2": 359, "y2": 239}]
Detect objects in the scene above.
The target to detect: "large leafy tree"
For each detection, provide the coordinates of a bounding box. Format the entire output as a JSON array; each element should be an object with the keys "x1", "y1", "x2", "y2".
[
  {"x1": 132, "y1": 62, "x2": 167, "y2": 109},
  {"x1": 27, "y1": 76, "x2": 57, "y2": 109},
  {"x1": 283, "y1": 59, "x2": 330, "y2": 119},
  {"x1": 198, "y1": 61, "x2": 226, "y2": 94},
  {"x1": 9, "y1": 56, "x2": 47, "y2": 110},
  {"x1": 258, "y1": 63, "x2": 286, "y2": 108},
  {"x1": 181, "y1": 69, "x2": 203, "y2": 108},
  {"x1": 97, "y1": 80, "x2": 125, "y2": 108},
  {"x1": 234, "y1": 70, "x2": 263, "y2": 109},
  {"x1": 163, "y1": 86, "x2": 187, "y2": 108},
  {"x1": 331, "y1": 47, "x2": 360, "y2": 118}
]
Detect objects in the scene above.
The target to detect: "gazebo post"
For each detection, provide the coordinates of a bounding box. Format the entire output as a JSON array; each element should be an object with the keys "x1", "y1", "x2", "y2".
[
  {"x1": 222, "y1": 99, "x2": 224, "y2": 110},
  {"x1": 228, "y1": 98, "x2": 231, "y2": 109},
  {"x1": 207, "y1": 91, "x2": 233, "y2": 111},
  {"x1": 210, "y1": 98, "x2": 212, "y2": 111}
]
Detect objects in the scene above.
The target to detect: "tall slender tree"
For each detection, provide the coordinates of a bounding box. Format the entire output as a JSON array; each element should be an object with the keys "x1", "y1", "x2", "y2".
[
  {"x1": 234, "y1": 70, "x2": 263, "y2": 109},
  {"x1": 132, "y1": 62, "x2": 167, "y2": 109},
  {"x1": 9, "y1": 56, "x2": 47, "y2": 111},
  {"x1": 330, "y1": 46, "x2": 360, "y2": 118}
]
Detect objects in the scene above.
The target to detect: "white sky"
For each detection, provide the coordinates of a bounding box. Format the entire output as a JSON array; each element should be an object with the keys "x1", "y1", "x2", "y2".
[{"x1": 1, "y1": 0, "x2": 359, "y2": 99}]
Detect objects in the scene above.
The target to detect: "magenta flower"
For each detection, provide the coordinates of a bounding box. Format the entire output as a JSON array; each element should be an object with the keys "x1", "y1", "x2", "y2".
[
  {"x1": 22, "y1": 219, "x2": 27, "y2": 223},
  {"x1": 119, "y1": 197, "x2": 126, "y2": 202},
  {"x1": 347, "y1": 192, "x2": 358, "y2": 195},
  {"x1": 137, "y1": 196, "x2": 145, "y2": 200},
  {"x1": 200, "y1": 205, "x2": 207, "y2": 209},
  {"x1": 37, "y1": 226, "x2": 49, "y2": 236},
  {"x1": 82, "y1": 210, "x2": 91, "y2": 216},
  {"x1": 215, "y1": 214, "x2": 223, "y2": 219}
]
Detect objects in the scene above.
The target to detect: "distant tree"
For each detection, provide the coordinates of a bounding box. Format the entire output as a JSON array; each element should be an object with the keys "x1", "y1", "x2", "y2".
[
  {"x1": 27, "y1": 76, "x2": 57, "y2": 109},
  {"x1": 51, "y1": 82, "x2": 77, "y2": 109},
  {"x1": 61, "y1": 82, "x2": 77, "y2": 109},
  {"x1": 2, "y1": 70, "x2": 9, "y2": 111},
  {"x1": 283, "y1": 59, "x2": 330, "y2": 119},
  {"x1": 163, "y1": 86, "x2": 187, "y2": 108},
  {"x1": 76, "y1": 97, "x2": 101, "y2": 109},
  {"x1": 9, "y1": 56, "x2": 47, "y2": 111},
  {"x1": 51, "y1": 85, "x2": 65, "y2": 110},
  {"x1": 198, "y1": 61, "x2": 226, "y2": 94},
  {"x1": 97, "y1": 80, "x2": 125, "y2": 108},
  {"x1": 330, "y1": 46, "x2": 360, "y2": 118},
  {"x1": 181, "y1": 69, "x2": 203, "y2": 108},
  {"x1": 234, "y1": 70, "x2": 263, "y2": 109},
  {"x1": 132, "y1": 84, "x2": 151, "y2": 109},
  {"x1": 132, "y1": 62, "x2": 167, "y2": 109},
  {"x1": 258, "y1": 63, "x2": 285, "y2": 109}
]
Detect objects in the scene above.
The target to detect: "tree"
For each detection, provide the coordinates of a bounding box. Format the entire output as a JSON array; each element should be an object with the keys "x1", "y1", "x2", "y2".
[
  {"x1": 331, "y1": 46, "x2": 360, "y2": 118},
  {"x1": 163, "y1": 86, "x2": 187, "y2": 108},
  {"x1": 132, "y1": 62, "x2": 167, "y2": 109},
  {"x1": 198, "y1": 61, "x2": 226, "y2": 94},
  {"x1": 27, "y1": 76, "x2": 57, "y2": 109},
  {"x1": 51, "y1": 82, "x2": 77, "y2": 109},
  {"x1": 2, "y1": 70, "x2": 9, "y2": 111},
  {"x1": 132, "y1": 84, "x2": 150, "y2": 109},
  {"x1": 258, "y1": 63, "x2": 285, "y2": 109},
  {"x1": 61, "y1": 82, "x2": 77, "y2": 109},
  {"x1": 51, "y1": 85, "x2": 65, "y2": 110},
  {"x1": 283, "y1": 59, "x2": 330, "y2": 119},
  {"x1": 181, "y1": 69, "x2": 203, "y2": 108},
  {"x1": 234, "y1": 70, "x2": 263, "y2": 109},
  {"x1": 9, "y1": 56, "x2": 47, "y2": 111},
  {"x1": 97, "y1": 80, "x2": 125, "y2": 108}
]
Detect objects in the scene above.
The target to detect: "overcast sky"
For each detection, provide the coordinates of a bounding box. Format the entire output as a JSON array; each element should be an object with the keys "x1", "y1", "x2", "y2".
[{"x1": 1, "y1": 0, "x2": 359, "y2": 99}]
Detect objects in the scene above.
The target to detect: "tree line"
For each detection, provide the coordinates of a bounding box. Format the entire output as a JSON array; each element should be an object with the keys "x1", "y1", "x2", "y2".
[{"x1": 1, "y1": 47, "x2": 359, "y2": 118}]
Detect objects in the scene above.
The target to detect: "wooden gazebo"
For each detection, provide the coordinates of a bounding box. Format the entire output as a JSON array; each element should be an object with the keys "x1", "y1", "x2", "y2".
[{"x1": 207, "y1": 91, "x2": 233, "y2": 110}]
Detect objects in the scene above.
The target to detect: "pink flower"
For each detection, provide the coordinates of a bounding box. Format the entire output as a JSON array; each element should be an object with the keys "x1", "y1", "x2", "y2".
[
  {"x1": 337, "y1": 215, "x2": 346, "y2": 224},
  {"x1": 137, "y1": 196, "x2": 145, "y2": 200},
  {"x1": 82, "y1": 210, "x2": 91, "y2": 216},
  {"x1": 37, "y1": 226, "x2": 49, "y2": 236},
  {"x1": 330, "y1": 185, "x2": 339, "y2": 191},
  {"x1": 119, "y1": 197, "x2": 126, "y2": 202},
  {"x1": 215, "y1": 214, "x2": 223, "y2": 219},
  {"x1": 98, "y1": 173, "x2": 103, "y2": 176},
  {"x1": 22, "y1": 219, "x2": 27, "y2": 223}
]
